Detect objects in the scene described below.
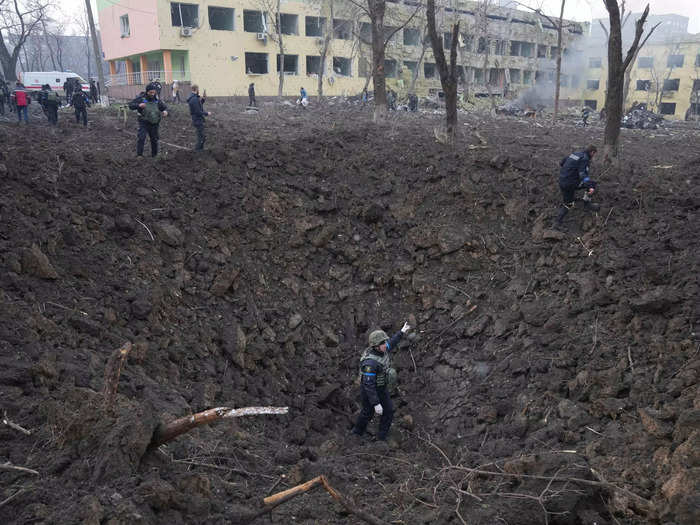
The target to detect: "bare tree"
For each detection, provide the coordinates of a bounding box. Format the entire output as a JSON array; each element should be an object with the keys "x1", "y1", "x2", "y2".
[
  {"x1": 257, "y1": 0, "x2": 285, "y2": 99},
  {"x1": 0, "y1": 0, "x2": 49, "y2": 81},
  {"x1": 317, "y1": 0, "x2": 335, "y2": 102},
  {"x1": 426, "y1": 0, "x2": 459, "y2": 142},
  {"x1": 84, "y1": 0, "x2": 106, "y2": 100},
  {"x1": 408, "y1": 23, "x2": 429, "y2": 95},
  {"x1": 74, "y1": 8, "x2": 91, "y2": 79},
  {"x1": 602, "y1": 1, "x2": 651, "y2": 161}
]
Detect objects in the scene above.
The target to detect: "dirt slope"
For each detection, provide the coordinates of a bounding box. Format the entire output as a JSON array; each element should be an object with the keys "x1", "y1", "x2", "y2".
[{"x1": 0, "y1": 103, "x2": 698, "y2": 525}]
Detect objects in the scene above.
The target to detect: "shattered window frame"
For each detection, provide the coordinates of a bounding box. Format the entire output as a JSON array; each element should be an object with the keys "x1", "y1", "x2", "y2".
[
  {"x1": 171, "y1": 3, "x2": 199, "y2": 28},
  {"x1": 332, "y1": 56, "x2": 352, "y2": 76},
  {"x1": 403, "y1": 27, "x2": 420, "y2": 46},
  {"x1": 663, "y1": 78, "x2": 680, "y2": 91},
  {"x1": 243, "y1": 10, "x2": 266, "y2": 33},
  {"x1": 403, "y1": 60, "x2": 418, "y2": 75},
  {"x1": 385, "y1": 58, "x2": 398, "y2": 78},
  {"x1": 119, "y1": 14, "x2": 130, "y2": 37},
  {"x1": 423, "y1": 62, "x2": 436, "y2": 79},
  {"x1": 306, "y1": 55, "x2": 321, "y2": 75},
  {"x1": 667, "y1": 54, "x2": 684, "y2": 68},
  {"x1": 659, "y1": 102, "x2": 676, "y2": 115},
  {"x1": 208, "y1": 6, "x2": 234, "y2": 31},
  {"x1": 305, "y1": 16, "x2": 326, "y2": 37},
  {"x1": 584, "y1": 99, "x2": 597, "y2": 110},
  {"x1": 586, "y1": 79, "x2": 600, "y2": 90},
  {"x1": 245, "y1": 52, "x2": 268, "y2": 74},
  {"x1": 276, "y1": 54, "x2": 299, "y2": 75},
  {"x1": 333, "y1": 19, "x2": 352, "y2": 40},
  {"x1": 509, "y1": 68, "x2": 521, "y2": 84},
  {"x1": 280, "y1": 14, "x2": 299, "y2": 35},
  {"x1": 636, "y1": 79, "x2": 651, "y2": 91},
  {"x1": 638, "y1": 56, "x2": 653, "y2": 68}
]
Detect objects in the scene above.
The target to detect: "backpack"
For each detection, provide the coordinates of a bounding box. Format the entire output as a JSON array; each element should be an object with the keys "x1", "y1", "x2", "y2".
[
  {"x1": 142, "y1": 100, "x2": 161, "y2": 124},
  {"x1": 46, "y1": 91, "x2": 58, "y2": 103}
]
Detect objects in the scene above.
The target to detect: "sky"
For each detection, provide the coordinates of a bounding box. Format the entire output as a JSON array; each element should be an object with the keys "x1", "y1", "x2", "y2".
[
  {"x1": 510, "y1": 0, "x2": 700, "y2": 33},
  {"x1": 65, "y1": 0, "x2": 700, "y2": 34}
]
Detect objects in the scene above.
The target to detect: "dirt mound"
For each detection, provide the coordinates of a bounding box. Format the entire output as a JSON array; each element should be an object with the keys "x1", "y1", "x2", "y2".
[{"x1": 0, "y1": 105, "x2": 698, "y2": 524}]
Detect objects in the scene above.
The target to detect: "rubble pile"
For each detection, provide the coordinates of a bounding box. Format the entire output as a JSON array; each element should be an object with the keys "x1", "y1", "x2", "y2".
[{"x1": 622, "y1": 106, "x2": 665, "y2": 129}]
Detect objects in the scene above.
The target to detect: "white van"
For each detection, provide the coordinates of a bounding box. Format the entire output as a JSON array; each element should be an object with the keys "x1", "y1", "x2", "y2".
[{"x1": 18, "y1": 71, "x2": 90, "y2": 93}]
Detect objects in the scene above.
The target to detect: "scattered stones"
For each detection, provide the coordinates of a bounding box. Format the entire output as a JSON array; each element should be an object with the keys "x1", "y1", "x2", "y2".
[
  {"x1": 210, "y1": 267, "x2": 240, "y2": 296},
  {"x1": 21, "y1": 243, "x2": 58, "y2": 279},
  {"x1": 630, "y1": 286, "x2": 680, "y2": 313},
  {"x1": 288, "y1": 313, "x2": 303, "y2": 330},
  {"x1": 155, "y1": 222, "x2": 184, "y2": 247}
]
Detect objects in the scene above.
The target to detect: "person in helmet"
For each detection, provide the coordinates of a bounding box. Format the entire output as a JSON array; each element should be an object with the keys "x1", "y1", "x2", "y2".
[
  {"x1": 128, "y1": 82, "x2": 168, "y2": 157},
  {"x1": 352, "y1": 321, "x2": 412, "y2": 441}
]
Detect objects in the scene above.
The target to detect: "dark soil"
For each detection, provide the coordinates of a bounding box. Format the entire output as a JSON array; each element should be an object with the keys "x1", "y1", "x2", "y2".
[{"x1": 1, "y1": 101, "x2": 698, "y2": 525}]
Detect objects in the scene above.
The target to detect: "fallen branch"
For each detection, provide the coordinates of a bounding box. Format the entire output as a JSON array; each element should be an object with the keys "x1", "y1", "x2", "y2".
[
  {"x1": 151, "y1": 406, "x2": 289, "y2": 447},
  {"x1": 0, "y1": 489, "x2": 25, "y2": 508},
  {"x1": 2, "y1": 411, "x2": 31, "y2": 435},
  {"x1": 0, "y1": 462, "x2": 39, "y2": 476},
  {"x1": 134, "y1": 218, "x2": 155, "y2": 241},
  {"x1": 102, "y1": 342, "x2": 132, "y2": 411},
  {"x1": 243, "y1": 475, "x2": 387, "y2": 525},
  {"x1": 627, "y1": 346, "x2": 635, "y2": 374}
]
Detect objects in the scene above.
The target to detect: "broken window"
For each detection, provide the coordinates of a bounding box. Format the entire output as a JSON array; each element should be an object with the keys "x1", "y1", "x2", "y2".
[
  {"x1": 460, "y1": 33, "x2": 473, "y2": 51},
  {"x1": 693, "y1": 79, "x2": 700, "y2": 91},
  {"x1": 489, "y1": 68, "x2": 501, "y2": 85},
  {"x1": 636, "y1": 79, "x2": 651, "y2": 91},
  {"x1": 171, "y1": 3, "x2": 198, "y2": 27},
  {"x1": 245, "y1": 52, "x2": 268, "y2": 74},
  {"x1": 550, "y1": 46, "x2": 559, "y2": 58},
  {"x1": 509, "y1": 68, "x2": 521, "y2": 83},
  {"x1": 385, "y1": 59, "x2": 397, "y2": 78},
  {"x1": 404, "y1": 61, "x2": 417, "y2": 75},
  {"x1": 457, "y1": 66, "x2": 465, "y2": 84},
  {"x1": 120, "y1": 14, "x2": 130, "y2": 37},
  {"x1": 333, "y1": 57, "x2": 351, "y2": 76},
  {"x1": 494, "y1": 40, "x2": 507, "y2": 55},
  {"x1": 243, "y1": 10, "x2": 266, "y2": 33},
  {"x1": 589, "y1": 57, "x2": 602, "y2": 68},
  {"x1": 638, "y1": 56, "x2": 653, "y2": 68},
  {"x1": 209, "y1": 7, "x2": 234, "y2": 31},
  {"x1": 667, "y1": 54, "x2": 684, "y2": 67},
  {"x1": 535, "y1": 71, "x2": 545, "y2": 84},
  {"x1": 280, "y1": 14, "x2": 298, "y2": 35},
  {"x1": 360, "y1": 22, "x2": 371, "y2": 43},
  {"x1": 424, "y1": 62, "x2": 436, "y2": 79},
  {"x1": 521, "y1": 42, "x2": 534, "y2": 57},
  {"x1": 510, "y1": 41, "x2": 520, "y2": 56},
  {"x1": 305, "y1": 16, "x2": 326, "y2": 37},
  {"x1": 404, "y1": 28, "x2": 420, "y2": 46},
  {"x1": 537, "y1": 45, "x2": 547, "y2": 58},
  {"x1": 663, "y1": 78, "x2": 680, "y2": 91},
  {"x1": 659, "y1": 102, "x2": 676, "y2": 115},
  {"x1": 587, "y1": 79, "x2": 600, "y2": 90},
  {"x1": 277, "y1": 54, "x2": 298, "y2": 75},
  {"x1": 477, "y1": 37, "x2": 488, "y2": 54},
  {"x1": 306, "y1": 56, "x2": 321, "y2": 75},
  {"x1": 443, "y1": 32, "x2": 453, "y2": 50},
  {"x1": 690, "y1": 103, "x2": 700, "y2": 116},
  {"x1": 333, "y1": 19, "x2": 351, "y2": 40},
  {"x1": 522, "y1": 70, "x2": 532, "y2": 84},
  {"x1": 473, "y1": 68, "x2": 483, "y2": 83},
  {"x1": 584, "y1": 99, "x2": 597, "y2": 110}
]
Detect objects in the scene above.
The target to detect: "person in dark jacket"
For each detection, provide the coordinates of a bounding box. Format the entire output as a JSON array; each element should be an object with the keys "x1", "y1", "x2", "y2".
[
  {"x1": 248, "y1": 83, "x2": 256, "y2": 107},
  {"x1": 43, "y1": 85, "x2": 60, "y2": 125},
  {"x1": 0, "y1": 79, "x2": 6, "y2": 115},
  {"x1": 63, "y1": 79, "x2": 74, "y2": 106},
  {"x1": 72, "y1": 88, "x2": 90, "y2": 126},
  {"x1": 128, "y1": 83, "x2": 168, "y2": 157},
  {"x1": 187, "y1": 84, "x2": 210, "y2": 151},
  {"x1": 352, "y1": 321, "x2": 412, "y2": 441},
  {"x1": 89, "y1": 80, "x2": 99, "y2": 104},
  {"x1": 555, "y1": 145, "x2": 599, "y2": 228}
]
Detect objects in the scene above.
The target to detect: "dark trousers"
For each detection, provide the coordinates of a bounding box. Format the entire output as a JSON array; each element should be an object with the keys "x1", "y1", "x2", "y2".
[
  {"x1": 17, "y1": 105, "x2": 28, "y2": 123},
  {"x1": 249, "y1": 95, "x2": 256, "y2": 107},
  {"x1": 353, "y1": 386, "x2": 394, "y2": 440},
  {"x1": 194, "y1": 123, "x2": 205, "y2": 150},
  {"x1": 47, "y1": 105, "x2": 58, "y2": 125},
  {"x1": 0, "y1": 98, "x2": 4, "y2": 115},
  {"x1": 556, "y1": 183, "x2": 577, "y2": 224},
  {"x1": 75, "y1": 107, "x2": 87, "y2": 126},
  {"x1": 137, "y1": 121, "x2": 159, "y2": 157}
]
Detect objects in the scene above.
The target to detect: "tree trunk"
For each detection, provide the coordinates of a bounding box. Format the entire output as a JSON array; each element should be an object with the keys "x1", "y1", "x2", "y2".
[
  {"x1": 85, "y1": 0, "x2": 107, "y2": 100},
  {"x1": 318, "y1": 0, "x2": 334, "y2": 102},
  {"x1": 368, "y1": 0, "x2": 387, "y2": 121},
  {"x1": 409, "y1": 31, "x2": 428, "y2": 94},
  {"x1": 426, "y1": 0, "x2": 459, "y2": 143},
  {"x1": 277, "y1": 1, "x2": 284, "y2": 99},
  {"x1": 41, "y1": 20, "x2": 57, "y2": 70},
  {"x1": 552, "y1": 0, "x2": 565, "y2": 122}
]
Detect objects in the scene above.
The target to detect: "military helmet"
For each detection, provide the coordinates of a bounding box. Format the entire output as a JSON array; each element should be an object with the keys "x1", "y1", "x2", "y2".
[{"x1": 368, "y1": 330, "x2": 389, "y2": 347}]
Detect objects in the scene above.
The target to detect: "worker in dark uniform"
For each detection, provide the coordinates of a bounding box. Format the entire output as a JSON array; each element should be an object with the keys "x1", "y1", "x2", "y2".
[
  {"x1": 128, "y1": 82, "x2": 168, "y2": 157},
  {"x1": 72, "y1": 87, "x2": 90, "y2": 126},
  {"x1": 352, "y1": 321, "x2": 412, "y2": 441},
  {"x1": 187, "y1": 84, "x2": 210, "y2": 151},
  {"x1": 43, "y1": 85, "x2": 60, "y2": 125},
  {"x1": 555, "y1": 145, "x2": 599, "y2": 228},
  {"x1": 581, "y1": 106, "x2": 591, "y2": 126},
  {"x1": 248, "y1": 82, "x2": 256, "y2": 107}
]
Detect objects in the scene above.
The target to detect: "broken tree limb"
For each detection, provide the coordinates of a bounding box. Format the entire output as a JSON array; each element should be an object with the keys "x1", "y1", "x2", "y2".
[
  {"x1": 102, "y1": 342, "x2": 132, "y2": 411},
  {"x1": 244, "y1": 475, "x2": 387, "y2": 525},
  {"x1": 2, "y1": 411, "x2": 31, "y2": 435},
  {"x1": 150, "y1": 406, "x2": 289, "y2": 447},
  {"x1": 0, "y1": 462, "x2": 39, "y2": 476}
]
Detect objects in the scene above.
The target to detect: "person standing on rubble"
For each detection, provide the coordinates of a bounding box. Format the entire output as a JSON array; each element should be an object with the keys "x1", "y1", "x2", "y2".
[
  {"x1": 352, "y1": 321, "x2": 412, "y2": 442},
  {"x1": 128, "y1": 82, "x2": 168, "y2": 157},
  {"x1": 248, "y1": 82, "x2": 256, "y2": 107},
  {"x1": 72, "y1": 87, "x2": 90, "y2": 127},
  {"x1": 187, "y1": 84, "x2": 210, "y2": 151},
  {"x1": 581, "y1": 106, "x2": 591, "y2": 126},
  {"x1": 555, "y1": 145, "x2": 600, "y2": 228}
]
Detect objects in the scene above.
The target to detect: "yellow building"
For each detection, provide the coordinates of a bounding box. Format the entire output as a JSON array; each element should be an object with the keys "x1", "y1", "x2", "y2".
[
  {"x1": 581, "y1": 34, "x2": 700, "y2": 120},
  {"x1": 98, "y1": 0, "x2": 588, "y2": 101}
]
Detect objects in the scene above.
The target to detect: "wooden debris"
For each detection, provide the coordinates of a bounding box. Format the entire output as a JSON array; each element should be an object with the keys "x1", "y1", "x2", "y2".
[
  {"x1": 2, "y1": 411, "x2": 31, "y2": 435},
  {"x1": 0, "y1": 462, "x2": 39, "y2": 476},
  {"x1": 102, "y1": 342, "x2": 132, "y2": 411}
]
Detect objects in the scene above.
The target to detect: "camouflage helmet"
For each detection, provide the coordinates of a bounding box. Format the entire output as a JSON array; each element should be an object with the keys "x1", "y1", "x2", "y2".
[{"x1": 368, "y1": 330, "x2": 389, "y2": 347}]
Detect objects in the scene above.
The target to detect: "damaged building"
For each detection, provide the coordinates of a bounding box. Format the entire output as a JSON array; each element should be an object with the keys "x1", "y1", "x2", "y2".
[
  {"x1": 97, "y1": 0, "x2": 588, "y2": 101},
  {"x1": 583, "y1": 13, "x2": 700, "y2": 120}
]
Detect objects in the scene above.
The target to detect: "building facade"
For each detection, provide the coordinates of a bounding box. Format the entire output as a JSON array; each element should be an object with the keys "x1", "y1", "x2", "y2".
[
  {"x1": 98, "y1": 0, "x2": 588, "y2": 101},
  {"x1": 583, "y1": 15, "x2": 700, "y2": 120}
]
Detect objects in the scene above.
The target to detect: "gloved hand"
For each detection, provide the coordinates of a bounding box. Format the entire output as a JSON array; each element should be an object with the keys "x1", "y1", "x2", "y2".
[
  {"x1": 374, "y1": 404, "x2": 383, "y2": 415},
  {"x1": 401, "y1": 321, "x2": 411, "y2": 334}
]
